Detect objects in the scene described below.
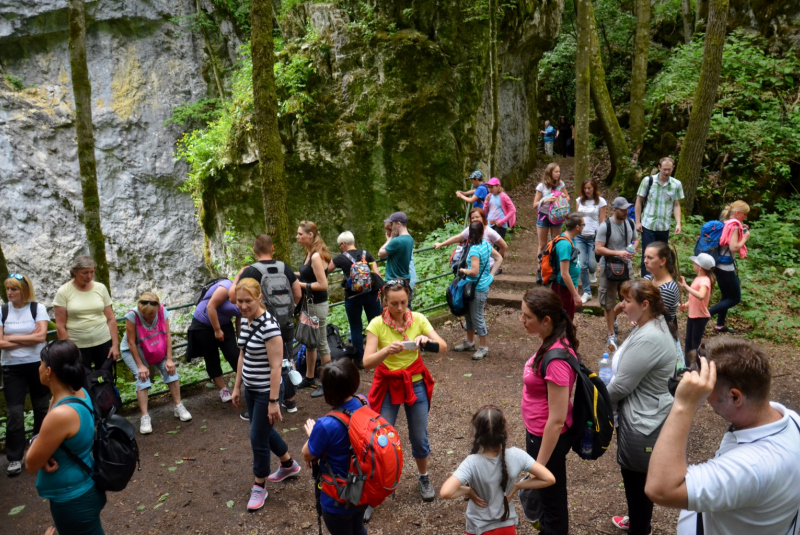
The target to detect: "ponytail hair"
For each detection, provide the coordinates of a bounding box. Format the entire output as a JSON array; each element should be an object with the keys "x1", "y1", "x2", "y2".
[
  {"x1": 522, "y1": 287, "x2": 579, "y2": 374},
  {"x1": 468, "y1": 221, "x2": 484, "y2": 246},
  {"x1": 645, "y1": 241, "x2": 678, "y2": 281},
  {"x1": 620, "y1": 279, "x2": 678, "y2": 341},
  {"x1": 470, "y1": 406, "x2": 511, "y2": 522},
  {"x1": 720, "y1": 200, "x2": 750, "y2": 221},
  {"x1": 41, "y1": 340, "x2": 85, "y2": 391},
  {"x1": 299, "y1": 221, "x2": 332, "y2": 264}
]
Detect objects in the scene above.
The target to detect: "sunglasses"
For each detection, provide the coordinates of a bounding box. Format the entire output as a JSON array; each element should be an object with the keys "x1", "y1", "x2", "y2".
[
  {"x1": 7, "y1": 273, "x2": 23, "y2": 280},
  {"x1": 384, "y1": 279, "x2": 410, "y2": 289},
  {"x1": 139, "y1": 300, "x2": 160, "y2": 306}
]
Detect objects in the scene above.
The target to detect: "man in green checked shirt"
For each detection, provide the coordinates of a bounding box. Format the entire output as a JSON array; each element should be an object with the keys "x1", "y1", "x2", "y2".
[{"x1": 634, "y1": 157, "x2": 684, "y2": 277}]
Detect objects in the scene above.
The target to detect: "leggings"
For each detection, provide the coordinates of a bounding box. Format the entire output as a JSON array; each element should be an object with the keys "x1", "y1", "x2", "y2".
[
  {"x1": 525, "y1": 431, "x2": 572, "y2": 534},
  {"x1": 685, "y1": 317, "x2": 710, "y2": 358},
  {"x1": 708, "y1": 268, "x2": 741, "y2": 327},
  {"x1": 620, "y1": 467, "x2": 654, "y2": 535},
  {"x1": 321, "y1": 509, "x2": 368, "y2": 535}
]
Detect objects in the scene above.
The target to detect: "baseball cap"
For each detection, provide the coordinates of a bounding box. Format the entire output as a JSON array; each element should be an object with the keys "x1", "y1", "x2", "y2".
[
  {"x1": 689, "y1": 253, "x2": 716, "y2": 271},
  {"x1": 611, "y1": 196, "x2": 631, "y2": 210},
  {"x1": 383, "y1": 212, "x2": 408, "y2": 225},
  {"x1": 486, "y1": 177, "x2": 501, "y2": 186},
  {"x1": 469, "y1": 171, "x2": 483, "y2": 181}
]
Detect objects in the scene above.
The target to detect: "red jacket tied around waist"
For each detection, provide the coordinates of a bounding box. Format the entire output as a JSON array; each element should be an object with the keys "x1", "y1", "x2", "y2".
[{"x1": 367, "y1": 356, "x2": 435, "y2": 411}]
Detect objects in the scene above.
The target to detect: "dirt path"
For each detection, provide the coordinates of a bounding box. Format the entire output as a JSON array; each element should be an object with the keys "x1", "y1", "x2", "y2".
[{"x1": 4, "y1": 158, "x2": 799, "y2": 535}]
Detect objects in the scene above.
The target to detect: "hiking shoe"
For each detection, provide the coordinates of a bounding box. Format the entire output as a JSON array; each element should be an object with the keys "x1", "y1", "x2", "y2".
[
  {"x1": 418, "y1": 474, "x2": 435, "y2": 502},
  {"x1": 7, "y1": 461, "x2": 22, "y2": 476},
  {"x1": 247, "y1": 485, "x2": 268, "y2": 511},
  {"x1": 472, "y1": 346, "x2": 489, "y2": 361},
  {"x1": 240, "y1": 411, "x2": 250, "y2": 421},
  {"x1": 714, "y1": 325, "x2": 737, "y2": 334},
  {"x1": 589, "y1": 273, "x2": 598, "y2": 284},
  {"x1": 607, "y1": 334, "x2": 618, "y2": 353},
  {"x1": 282, "y1": 399, "x2": 298, "y2": 413},
  {"x1": 581, "y1": 292, "x2": 592, "y2": 304},
  {"x1": 140, "y1": 414, "x2": 153, "y2": 435},
  {"x1": 614, "y1": 319, "x2": 619, "y2": 335},
  {"x1": 268, "y1": 460, "x2": 301, "y2": 482},
  {"x1": 311, "y1": 385, "x2": 325, "y2": 398},
  {"x1": 297, "y1": 376, "x2": 316, "y2": 390},
  {"x1": 612, "y1": 515, "x2": 630, "y2": 530},
  {"x1": 453, "y1": 340, "x2": 476, "y2": 352},
  {"x1": 219, "y1": 388, "x2": 232, "y2": 403},
  {"x1": 363, "y1": 505, "x2": 374, "y2": 524},
  {"x1": 174, "y1": 403, "x2": 192, "y2": 421}
]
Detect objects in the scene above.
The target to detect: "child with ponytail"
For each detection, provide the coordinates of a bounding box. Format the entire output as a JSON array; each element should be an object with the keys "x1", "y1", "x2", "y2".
[{"x1": 441, "y1": 406, "x2": 555, "y2": 535}]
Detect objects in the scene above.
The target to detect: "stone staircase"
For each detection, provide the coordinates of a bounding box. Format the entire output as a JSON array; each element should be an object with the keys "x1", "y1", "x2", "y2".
[{"x1": 488, "y1": 273, "x2": 604, "y2": 316}]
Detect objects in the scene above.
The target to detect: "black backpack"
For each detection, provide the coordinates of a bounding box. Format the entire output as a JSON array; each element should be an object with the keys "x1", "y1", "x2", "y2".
[
  {"x1": 59, "y1": 398, "x2": 140, "y2": 492},
  {"x1": 193, "y1": 278, "x2": 227, "y2": 306},
  {"x1": 84, "y1": 357, "x2": 122, "y2": 419},
  {"x1": 540, "y1": 348, "x2": 614, "y2": 460},
  {"x1": 326, "y1": 324, "x2": 357, "y2": 361},
  {"x1": 1, "y1": 302, "x2": 38, "y2": 324}
]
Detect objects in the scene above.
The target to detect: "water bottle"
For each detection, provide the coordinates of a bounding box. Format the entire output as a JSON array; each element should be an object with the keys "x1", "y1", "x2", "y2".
[
  {"x1": 626, "y1": 242, "x2": 635, "y2": 255},
  {"x1": 599, "y1": 352, "x2": 612, "y2": 385},
  {"x1": 580, "y1": 421, "x2": 594, "y2": 459}
]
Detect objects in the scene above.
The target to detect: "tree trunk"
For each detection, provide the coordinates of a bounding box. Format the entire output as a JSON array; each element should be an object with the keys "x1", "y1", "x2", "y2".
[
  {"x1": 681, "y1": 0, "x2": 694, "y2": 43},
  {"x1": 489, "y1": 0, "x2": 500, "y2": 177},
  {"x1": 251, "y1": 0, "x2": 290, "y2": 260},
  {"x1": 68, "y1": 0, "x2": 111, "y2": 293},
  {"x1": 629, "y1": 0, "x2": 651, "y2": 148},
  {"x1": 574, "y1": 0, "x2": 592, "y2": 197},
  {"x1": 675, "y1": 0, "x2": 729, "y2": 214},
  {"x1": 0, "y1": 241, "x2": 9, "y2": 303},
  {"x1": 588, "y1": 0, "x2": 630, "y2": 185}
]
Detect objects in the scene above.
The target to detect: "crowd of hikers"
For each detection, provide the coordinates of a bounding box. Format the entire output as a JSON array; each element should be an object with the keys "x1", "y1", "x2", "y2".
[{"x1": 3, "y1": 165, "x2": 799, "y2": 535}]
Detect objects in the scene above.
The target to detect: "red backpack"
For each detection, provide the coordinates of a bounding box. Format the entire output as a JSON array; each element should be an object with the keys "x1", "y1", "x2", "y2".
[{"x1": 319, "y1": 396, "x2": 404, "y2": 508}]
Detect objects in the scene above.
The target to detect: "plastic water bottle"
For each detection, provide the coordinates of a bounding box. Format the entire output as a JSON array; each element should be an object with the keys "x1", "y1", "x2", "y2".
[
  {"x1": 626, "y1": 242, "x2": 635, "y2": 255},
  {"x1": 599, "y1": 352, "x2": 612, "y2": 385},
  {"x1": 580, "y1": 421, "x2": 594, "y2": 459}
]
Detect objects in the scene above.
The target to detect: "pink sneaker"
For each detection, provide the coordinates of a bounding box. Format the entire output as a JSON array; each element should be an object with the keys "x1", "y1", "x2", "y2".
[
  {"x1": 612, "y1": 516, "x2": 629, "y2": 530},
  {"x1": 219, "y1": 388, "x2": 232, "y2": 403},
  {"x1": 247, "y1": 484, "x2": 267, "y2": 511},
  {"x1": 267, "y1": 460, "x2": 301, "y2": 482}
]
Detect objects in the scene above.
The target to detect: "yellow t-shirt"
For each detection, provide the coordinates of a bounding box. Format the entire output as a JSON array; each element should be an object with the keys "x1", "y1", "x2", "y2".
[
  {"x1": 53, "y1": 281, "x2": 113, "y2": 348},
  {"x1": 366, "y1": 312, "x2": 434, "y2": 382}
]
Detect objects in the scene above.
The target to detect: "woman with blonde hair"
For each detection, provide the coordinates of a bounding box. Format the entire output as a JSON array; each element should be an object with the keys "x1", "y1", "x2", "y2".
[
  {"x1": 120, "y1": 291, "x2": 191, "y2": 435},
  {"x1": 53, "y1": 256, "x2": 119, "y2": 370},
  {"x1": 709, "y1": 200, "x2": 751, "y2": 333},
  {"x1": 295, "y1": 221, "x2": 332, "y2": 398},
  {"x1": 533, "y1": 163, "x2": 569, "y2": 261},
  {"x1": 1, "y1": 273, "x2": 49, "y2": 476},
  {"x1": 232, "y1": 278, "x2": 301, "y2": 512}
]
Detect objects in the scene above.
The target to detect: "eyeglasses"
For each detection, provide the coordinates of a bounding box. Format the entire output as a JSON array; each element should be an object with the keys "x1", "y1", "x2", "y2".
[
  {"x1": 139, "y1": 300, "x2": 160, "y2": 306},
  {"x1": 384, "y1": 279, "x2": 410, "y2": 289}
]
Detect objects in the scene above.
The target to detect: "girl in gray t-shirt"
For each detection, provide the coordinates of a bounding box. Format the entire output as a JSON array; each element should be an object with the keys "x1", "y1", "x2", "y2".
[{"x1": 440, "y1": 407, "x2": 555, "y2": 535}]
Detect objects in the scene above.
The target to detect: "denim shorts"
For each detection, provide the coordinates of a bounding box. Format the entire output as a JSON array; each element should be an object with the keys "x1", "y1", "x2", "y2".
[
  {"x1": 537, "y1": 212, "x2": 562, "y2": 229},
  {"x1": 120, "y1": 350, "x2": 179, "y2": 391}
]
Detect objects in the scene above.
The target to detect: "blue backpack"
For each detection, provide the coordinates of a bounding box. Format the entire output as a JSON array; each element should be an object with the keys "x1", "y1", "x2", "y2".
[{"x1": 694, "y1": 220, "x2": 732, "y2": 265}]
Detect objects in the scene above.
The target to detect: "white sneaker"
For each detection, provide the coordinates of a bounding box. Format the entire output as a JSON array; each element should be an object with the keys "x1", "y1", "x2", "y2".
[
  {"x1": 173, "y1": 403, "x2": 192, "y2": 421},
  {"x1": 7, "y1": 460, "x2": 22, "y2": 476},
  {"x1": 607, "y1": 334, "x2": 618, "y2": 353},
  {"x1": 581, "y1": 292, "x2": 592, "y2": 304},
  {"x1": 219, "y1": 388, "x2": 232, "y2": 403},
  {"x1": 140, "y1": 414, "x2": 153, "y2": 435},
  {"x1": 589, "y1": 273, "x2": 598, "y2": 284}
]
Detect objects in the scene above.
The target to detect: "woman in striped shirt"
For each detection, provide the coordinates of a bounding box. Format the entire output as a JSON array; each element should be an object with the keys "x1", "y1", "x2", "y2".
[{"x1": 232, "y1": 278, "x2": 301, "y2": 512}]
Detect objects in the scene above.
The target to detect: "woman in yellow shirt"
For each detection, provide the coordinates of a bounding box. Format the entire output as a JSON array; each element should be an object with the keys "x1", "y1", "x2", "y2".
[
  {"x1": 53, "y1": 256, "x2": 119, "y2": 371},
  {"x1": 363, "y1": 279, "x2": 447, "y2": 503}
]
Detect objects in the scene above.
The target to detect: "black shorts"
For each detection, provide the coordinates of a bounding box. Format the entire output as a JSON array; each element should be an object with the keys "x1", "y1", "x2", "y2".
[
  {"x1": 187, "y1": 318, "x2": 240, "y2": 379},
  {"x1": 79, "y1": 339, "x2": 113, "y2": 371}
]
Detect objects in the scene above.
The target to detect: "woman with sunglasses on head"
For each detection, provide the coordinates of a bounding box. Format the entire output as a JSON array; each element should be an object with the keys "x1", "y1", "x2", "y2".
[
  {"x1": 119, "y1": 292, "x2": 191, "y2": 435},
  {"x1": 53, "y1": 256, "x2": 119, "y2": 371},
  {"x1": 27, "y1": 340, "x2": 106, "y2": 535},
  {"x1": 518, "y1": 287, "x2": 579, "y2": 534},
  {"x1": 363, "y1": 279, "x2": 448, "y2": 503},
  {"x1": 1, "y1": 273, "x2": 50, "y2": 476}
]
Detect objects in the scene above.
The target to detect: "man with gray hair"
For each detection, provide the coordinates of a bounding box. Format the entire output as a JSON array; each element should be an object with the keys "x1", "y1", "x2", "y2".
[
  {"x1": 646, "y1": 337, "x2": 800, "y2": 535},
  {"x1": 540, "y1": 120, "x2": 557, "y2": 156}
]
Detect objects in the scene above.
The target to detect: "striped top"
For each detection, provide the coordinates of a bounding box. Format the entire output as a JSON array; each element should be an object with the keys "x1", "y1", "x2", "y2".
[
  {"x1": 645, "y1": 275, "x2": 680, "y2": 324},
  {"x1": 238, "y1": 311, "x2": 282, "y2": 392}
]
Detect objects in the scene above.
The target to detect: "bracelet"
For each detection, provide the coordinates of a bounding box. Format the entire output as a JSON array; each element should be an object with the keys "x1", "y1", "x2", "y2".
[{"x1": 269, "y1": 399, "x2": 280, "y2": 403}]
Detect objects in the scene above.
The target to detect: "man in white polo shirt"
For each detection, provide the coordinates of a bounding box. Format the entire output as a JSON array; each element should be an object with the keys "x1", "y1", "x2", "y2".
[{"x1": 645, "y1": 337, "x2": 800, "y2": 535}]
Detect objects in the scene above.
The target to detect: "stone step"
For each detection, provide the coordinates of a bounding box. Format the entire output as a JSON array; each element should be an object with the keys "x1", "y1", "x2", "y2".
[
  {"x1": 491, "y1": 274, "x2": 539, "y2": 291},
  {"x1": 488, "y1": 291, "x2": 604, "y2": 316}
]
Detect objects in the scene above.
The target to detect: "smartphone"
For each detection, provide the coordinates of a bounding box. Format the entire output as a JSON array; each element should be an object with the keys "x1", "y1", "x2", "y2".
[{"x1": 401, "y1": 341, "x2": 418, "y2": 351}]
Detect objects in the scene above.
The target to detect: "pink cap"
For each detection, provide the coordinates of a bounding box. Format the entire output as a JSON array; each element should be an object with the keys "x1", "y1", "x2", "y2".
[{"x1": 486, "y1": 177, "x2": 501, "y2": 186}]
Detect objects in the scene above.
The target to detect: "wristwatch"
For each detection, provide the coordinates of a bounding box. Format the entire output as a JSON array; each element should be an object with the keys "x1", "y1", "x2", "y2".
[{"x1": 269, "y1": 398, "x2": 280, "y2": 404}]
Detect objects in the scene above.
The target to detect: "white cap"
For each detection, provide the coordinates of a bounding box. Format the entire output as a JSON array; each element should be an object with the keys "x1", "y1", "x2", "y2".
[{"x1": 689, "y1": 253, "x2": 716, "y2": 271}]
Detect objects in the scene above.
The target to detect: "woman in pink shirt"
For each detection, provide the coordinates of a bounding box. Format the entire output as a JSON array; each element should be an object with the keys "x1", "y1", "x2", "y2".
[{"x1": 519, "y1": 287, "x2": 578, "y2": 534}]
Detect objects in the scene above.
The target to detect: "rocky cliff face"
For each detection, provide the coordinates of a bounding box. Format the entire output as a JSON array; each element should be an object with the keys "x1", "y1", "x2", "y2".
[
  {"x1": 0, "y1": 0, "x2": 214, "y2": 303},
  {"x1": 1, "y1": 0, "x2": 564, "y2": 302}
]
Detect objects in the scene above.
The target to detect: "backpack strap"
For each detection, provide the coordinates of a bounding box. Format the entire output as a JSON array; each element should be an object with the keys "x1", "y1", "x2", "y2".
[
  {"x1": 1, "y1": 304, "x2": 8, "y2": 325},
  {"x1": 342, "y1": 251, "x2": 356, "y2": 265},
  {"x1": 57, "y1": 397, "x2": 96, "y2": 477},
  {"x1": 539, "y1": 347, "x2": 579, "y2": 378}
]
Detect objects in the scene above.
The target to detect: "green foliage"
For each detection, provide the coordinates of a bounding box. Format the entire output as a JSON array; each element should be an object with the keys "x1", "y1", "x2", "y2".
[
  {"x1": 211, "y1": 0, "x2": 251, "y2": 34},
  {"x1": 164, "y1": 98, "x2": 222, "y2": 129},
  {"x1": 538, "y1": 34, "x2": 577, "y2": 117},
  {"x1": 4, "y1": 74, "x2": 24, "y2": 91},
  {"x1": 647, "y1": 30, "x2": 800, "y2": 204},
  {"x1": 672, "y1": 198, "x2": 800, "y2": 343}
]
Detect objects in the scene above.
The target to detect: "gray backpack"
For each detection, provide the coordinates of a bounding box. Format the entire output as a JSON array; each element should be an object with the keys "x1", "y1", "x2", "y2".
[{"x1": 250, "y1": 262, "x2": 293, "y2": 325}]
